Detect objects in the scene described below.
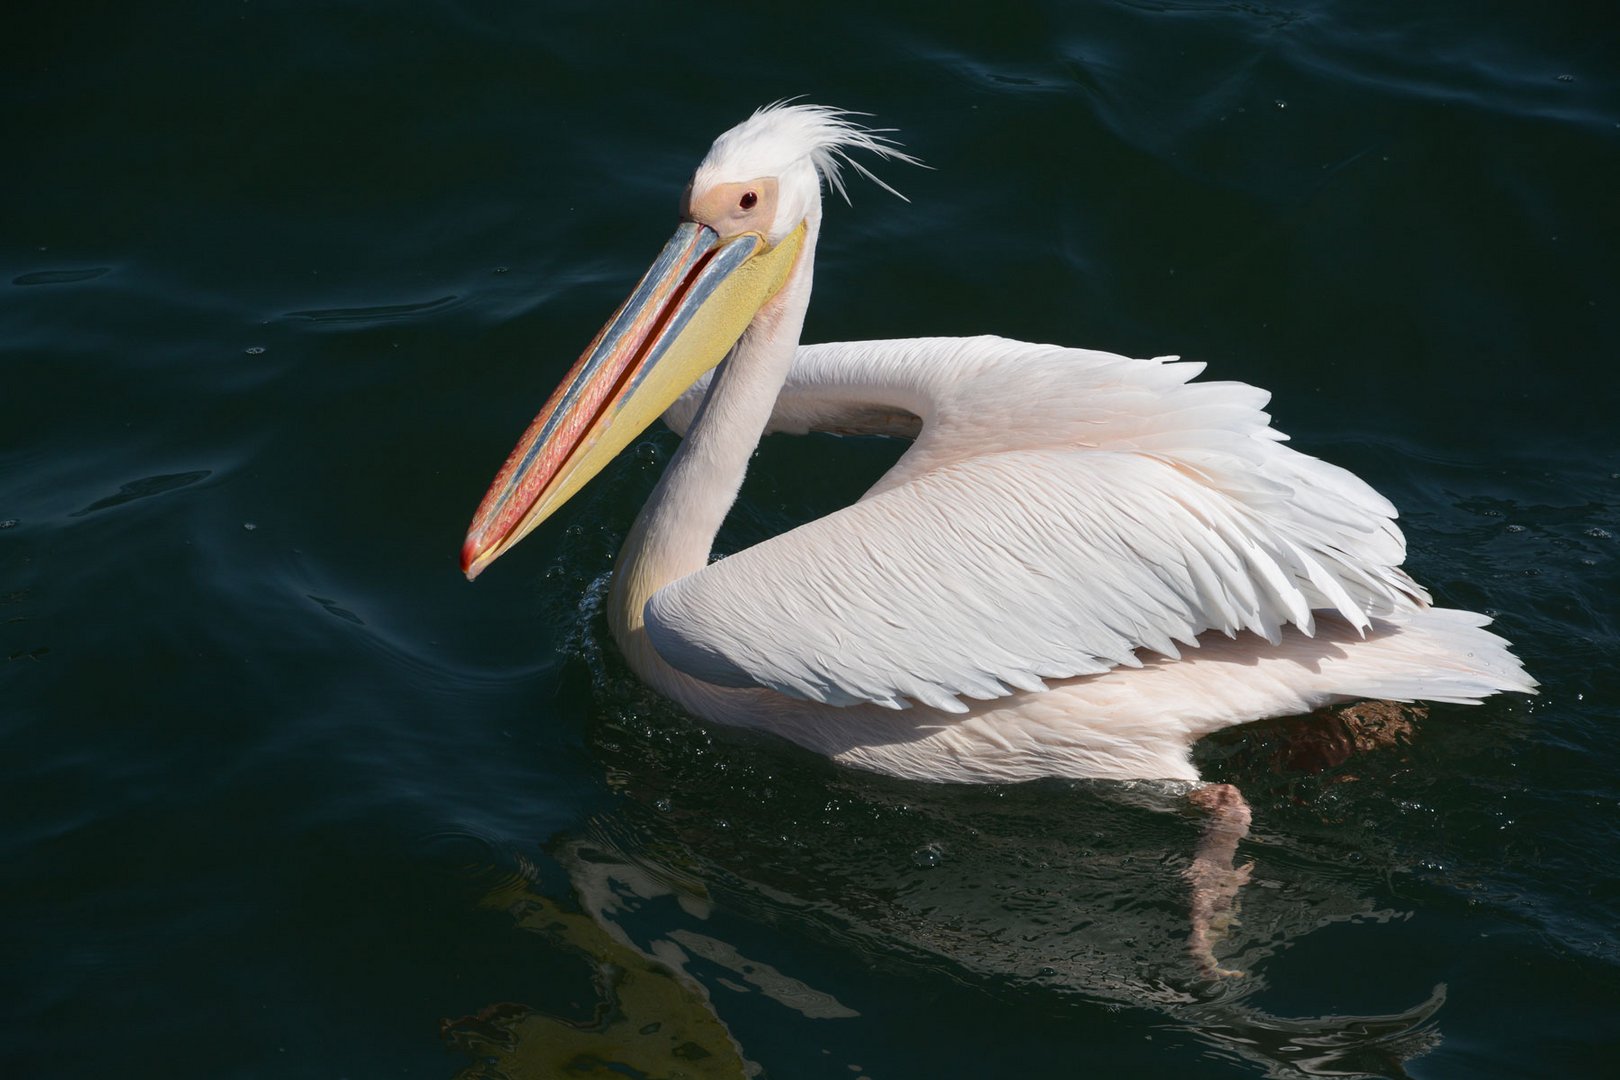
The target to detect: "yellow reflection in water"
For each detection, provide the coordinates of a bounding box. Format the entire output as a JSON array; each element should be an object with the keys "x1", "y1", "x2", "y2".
[{"x1": 442, "y1": 873, "x2": 752, "y2": 1080}]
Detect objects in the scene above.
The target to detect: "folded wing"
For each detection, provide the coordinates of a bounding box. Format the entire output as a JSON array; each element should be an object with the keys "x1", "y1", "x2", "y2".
[{"x1": 647, "y1": 337, "x2": 1428, "y2": 713}]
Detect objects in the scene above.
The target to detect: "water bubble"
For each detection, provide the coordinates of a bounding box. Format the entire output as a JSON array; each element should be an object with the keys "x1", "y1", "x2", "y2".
[
  {"x1": 654, "y1": 797, "x2": 672, "y2": 813},
  {"x1": 910, "y1": 842, "x2": 944, "y2": 869},
  {"x1": 1586, "y1": 527, "x2": 1612, "y2": 539},
  {"x1": 1505, "y1": 524, "x2": 1525, "y2": 533},
  {"x1": 1556, "y1": 74, "x2": 1575, "y2": 82},
  {"x1": 1274, "y1": 99, "x2": 1288, "y2": 110},
  {"x1": 245, "y1": 346, "x2": 265, "y2": 355},
  {"x1": 0, "y1": 519, "x2": 16, "y2": 529},
  {"x1": 493, "y1": 265, "x2": 509, "y2": 274},
  {"x1": 242, "y1": 522, "x2": 257, "y2": 531}
]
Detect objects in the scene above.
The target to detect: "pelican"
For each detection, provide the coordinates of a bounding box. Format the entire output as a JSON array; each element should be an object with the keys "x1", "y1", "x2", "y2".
[
  {"x1": 461, "y1": 103, "x2": 1534, "y2": 975},
  {"x1": 462, "y1": 102, "x2": 1533, "y2": 787}
]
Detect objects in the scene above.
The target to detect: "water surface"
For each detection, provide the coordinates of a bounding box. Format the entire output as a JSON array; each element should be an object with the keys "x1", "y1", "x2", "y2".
[{"x1": 5, "y1": 2, "x2": 1618, "y2": 1077}]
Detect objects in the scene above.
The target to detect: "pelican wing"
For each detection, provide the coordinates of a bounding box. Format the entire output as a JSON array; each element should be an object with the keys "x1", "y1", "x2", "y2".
[{"x1": 646, "y1": 337, "x2": 1428, "y2": 713}]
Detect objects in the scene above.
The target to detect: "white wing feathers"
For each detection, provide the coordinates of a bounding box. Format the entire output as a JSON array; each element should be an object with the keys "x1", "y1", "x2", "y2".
[{"x1": 647, "y1": 336, "x2": 1429, "y2": 713}]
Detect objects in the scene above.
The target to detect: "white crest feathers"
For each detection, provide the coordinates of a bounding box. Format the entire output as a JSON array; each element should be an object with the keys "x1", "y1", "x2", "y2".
[{"x1": 695, "y1": 101, "x2": 920, "y2": 202}]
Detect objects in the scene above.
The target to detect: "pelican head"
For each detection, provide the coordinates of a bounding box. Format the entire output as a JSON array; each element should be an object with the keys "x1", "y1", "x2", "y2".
[{"x1": 461, "y1": 104, "x2": 912, "y2": 580}]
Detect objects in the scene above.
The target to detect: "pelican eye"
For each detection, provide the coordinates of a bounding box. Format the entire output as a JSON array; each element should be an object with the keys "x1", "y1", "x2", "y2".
[{"x1": 739, "y1": 191, "x2": 758, "y2": 210}]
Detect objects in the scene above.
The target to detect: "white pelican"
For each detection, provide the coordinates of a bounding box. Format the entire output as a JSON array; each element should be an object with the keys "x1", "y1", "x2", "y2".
[{"x1": 461, "y1": 103, "x2": 1533, "y2": 790}]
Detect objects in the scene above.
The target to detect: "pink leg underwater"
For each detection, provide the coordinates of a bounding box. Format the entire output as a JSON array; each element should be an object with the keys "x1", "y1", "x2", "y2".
[{"x1": 1186, "y1": 782, "x2": 1255, "y2": 978}]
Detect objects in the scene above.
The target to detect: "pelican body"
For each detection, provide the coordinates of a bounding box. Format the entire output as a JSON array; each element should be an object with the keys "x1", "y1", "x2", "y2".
[{"x1": 462, "y1": 104, "x2": 1533, "y2": 786}]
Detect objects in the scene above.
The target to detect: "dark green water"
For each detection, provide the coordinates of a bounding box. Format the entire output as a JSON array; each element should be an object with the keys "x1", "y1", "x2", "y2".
[{"x1": 5, "y1": 3, "x2": 1618, "y2": 1077}]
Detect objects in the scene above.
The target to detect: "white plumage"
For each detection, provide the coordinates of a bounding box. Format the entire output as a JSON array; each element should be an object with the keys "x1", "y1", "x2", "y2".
[
  {"x1": 642, "y1": 336, "x2": 1533, "y2": 783},
  {"x1": 691, "y1": 101, "x2": 917, "y2": 209},
  {"x1": 653, "y1": 336, "x2": 1432, "y2": 714},
  {"x1": 465, "y1": 103, "x2": 1535, "y2": 786}
]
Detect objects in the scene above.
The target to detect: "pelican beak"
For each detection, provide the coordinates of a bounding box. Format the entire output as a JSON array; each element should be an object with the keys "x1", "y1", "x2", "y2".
[{"x1": 461, "y1": 219, "x2": 806, "y2": 580}]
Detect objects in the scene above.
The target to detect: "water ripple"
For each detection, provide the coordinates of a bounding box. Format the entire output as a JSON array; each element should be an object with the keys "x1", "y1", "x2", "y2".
[
  {"x1": 283, "y1": 294, "x2": 460, "y2": 324},
  {"x1": 67, "y1": 470, "x2": 212, "y2": 517},
  {"x1": 12, "y1": 267, "x2": 113, "y2": 287}
]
